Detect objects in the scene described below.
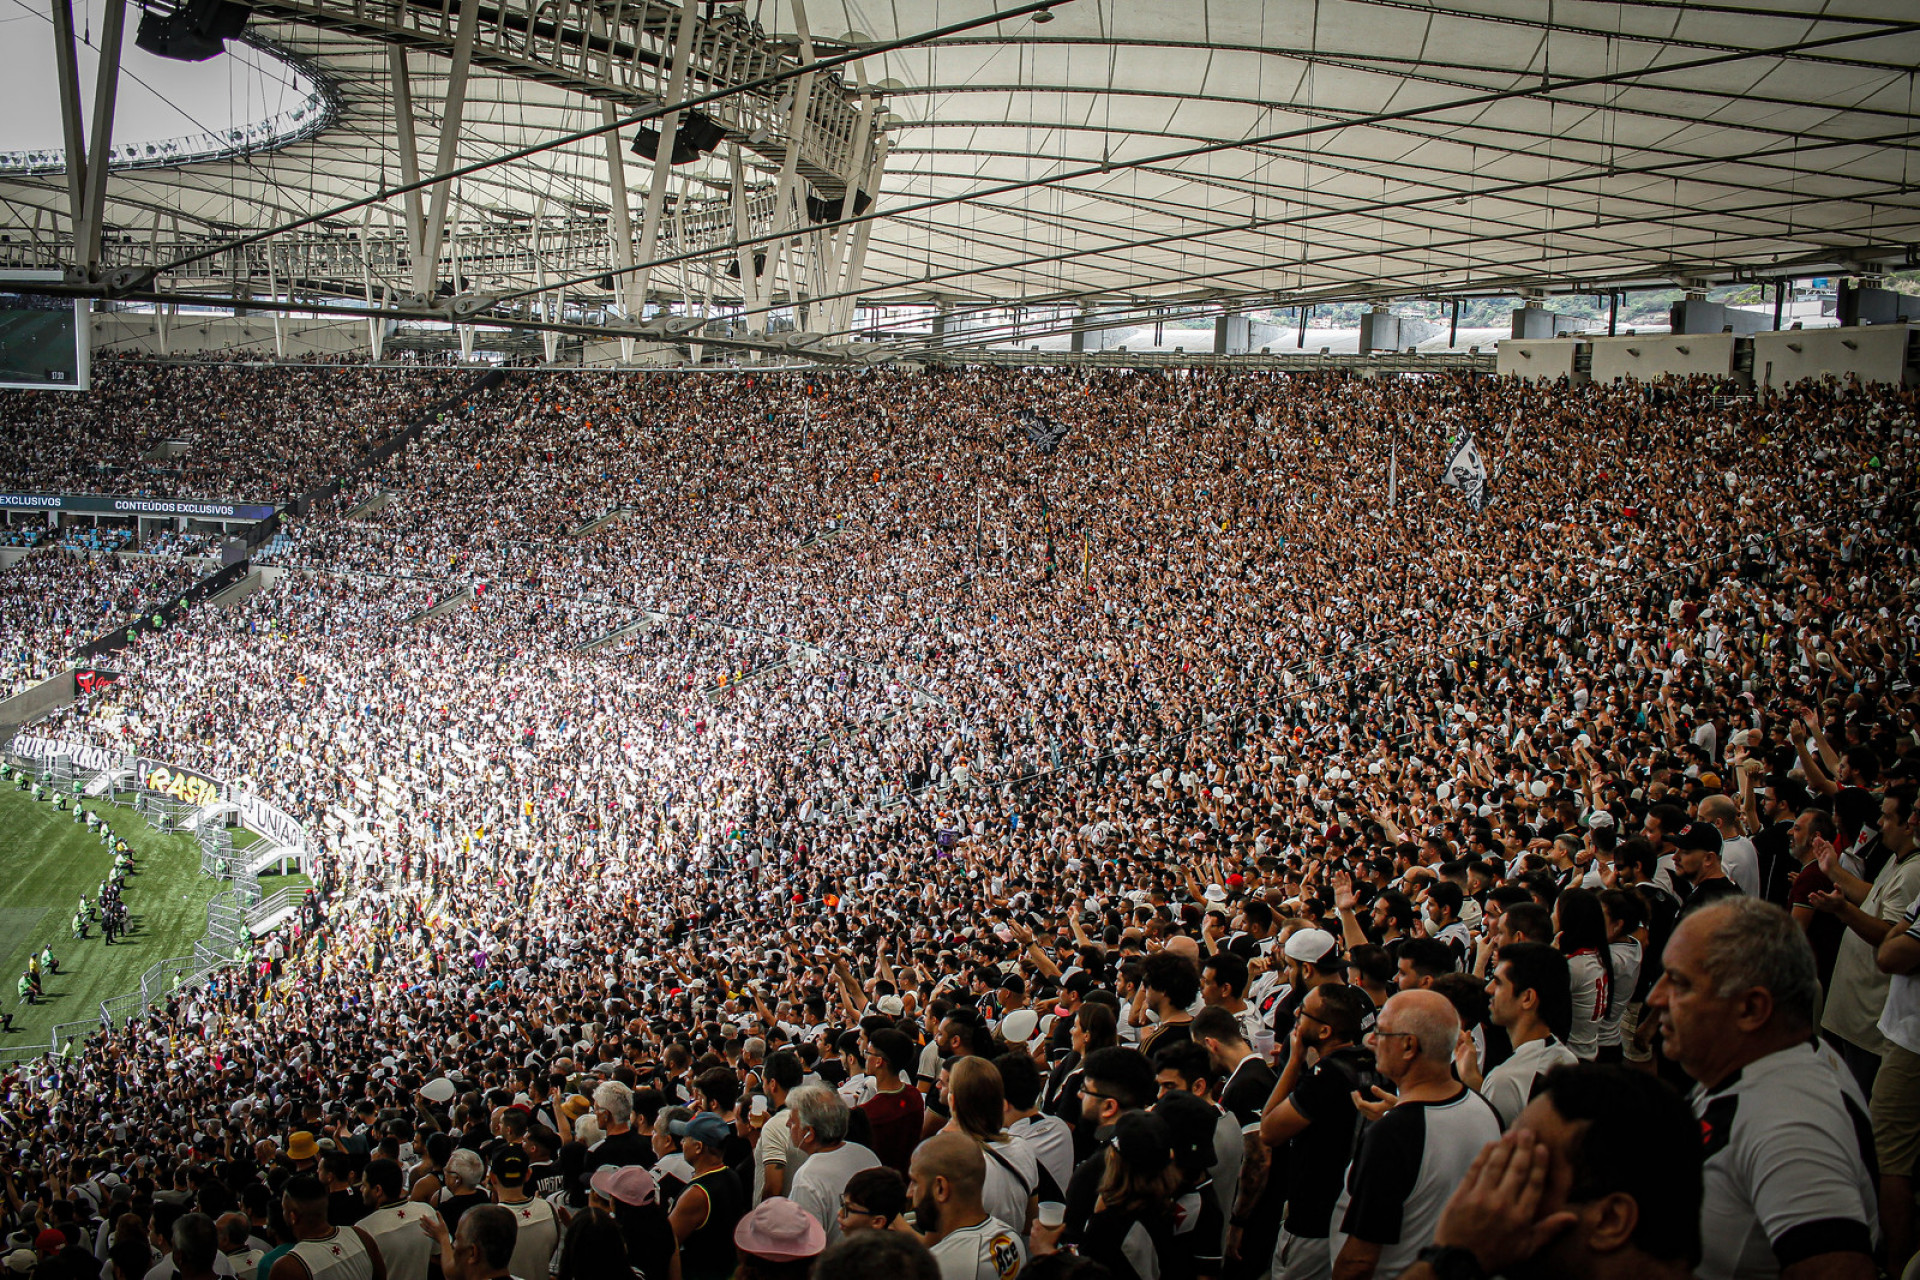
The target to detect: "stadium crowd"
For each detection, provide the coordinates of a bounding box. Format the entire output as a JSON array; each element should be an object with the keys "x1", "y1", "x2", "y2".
[
  {"x1": 0, "y1": 361, "x2": 468, "y2": 502},
  {"x1": 0, "y1": 361, "x2": 1917, "y2": 1280},
  {"x1": 0, "y1": 550, "x2": 206, "y2": 695}
]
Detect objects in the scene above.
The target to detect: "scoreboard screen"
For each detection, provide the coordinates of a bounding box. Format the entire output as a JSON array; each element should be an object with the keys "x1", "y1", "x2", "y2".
[{"x1": 0, "y1": 272, "x2": 88, "y2": 391}]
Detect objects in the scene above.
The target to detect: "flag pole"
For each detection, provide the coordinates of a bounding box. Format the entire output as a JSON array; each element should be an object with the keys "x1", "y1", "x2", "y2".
[{"x1": 1388, "y1": 431, "x2": 1398, "y2": 511}]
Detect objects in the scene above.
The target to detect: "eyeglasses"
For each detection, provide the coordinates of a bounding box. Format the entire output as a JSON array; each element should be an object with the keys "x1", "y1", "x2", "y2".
[
  {"x1": 1078, "y1": 1085, "x2": 1117, "y2": 1103},
  {"x1": 839, "y1": 1198, "x2": 872, "y2": 1217},
  {"x1": 1366, "y1": 1028, "x2": 1417, "y2": 1043}
]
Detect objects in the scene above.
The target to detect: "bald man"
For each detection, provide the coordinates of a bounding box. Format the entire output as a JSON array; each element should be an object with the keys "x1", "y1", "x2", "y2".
[
  {"x1": 1699, "y1": 794, "x2": 1760, "y2": 899},
  {"x1": 214, "y1": 1214, "x2": 263, "y2": 1278},
  {"x1": 896, "y1": 1133, "x2": 1026, "y2": 1280},
  {"x1": 1327, "y1": 991, "x2": 1501, "y2": 1280}
]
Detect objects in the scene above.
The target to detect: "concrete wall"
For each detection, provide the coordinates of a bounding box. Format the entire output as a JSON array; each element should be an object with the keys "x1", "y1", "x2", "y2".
[
  {"x1": 1510, "y1": 308, "x2": 1563, "y2": 340},
  {"x1": 1358, "y1": 310, "x2": 1400, "y2": 354},
  {"x1": 1752, "y1": 324, "x2": 1914, "y2": 388},
  {"x1": 89, "y1": 311, "x2": 384, "y2": 358},
  {"x1": 1495, "y1": 338, "x2": 1581, "y2": 382},
  {"x1": 1588, "y1": 333, "x2": 1742, "y2": 385},
  {"x1": 1671, "y1": 299, "x2": 1770, "y2": 336},
  {"x1": 0, "y1": 672, "x2": 75, "y2": 745}
]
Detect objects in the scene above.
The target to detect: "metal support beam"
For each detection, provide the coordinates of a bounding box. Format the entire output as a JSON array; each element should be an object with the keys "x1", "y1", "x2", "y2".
[
  {"x1": 265, "y1": 250, "x2": 286, "y2": 358},
  {"x1": 631, "y1": 0, "x2": 700, "y2": 311},
  {"x1": 1448, "y1": 297, "x2": 1460, "y2": 348},
  {"x1": 1773, "y1": 278, "x2": 1787, "y2": 329},
  {"x1": 50, "y1": 0, "x2": 89, "y2": 241},
  {"x1": 76, "y1": 0, "x2": 128, "y2": 273},
  {"x1": 417, "y1": 0, "x2": 482, "y2": 298},
  {"x1": 747, "y1": 0, "x2": 814, "y2": 334},
  {"x1": 1607, "y1": 290, "x2": 1619, "y2": 336},
  {"x1": 1296, "y1": 305, "x2": 1310, "y2": 348},
  {"x1": 601, "y1": 102, "x2": 638, "y2": 318},
  {"x1": 729, "y1": 145, "x2": 756, "y2": 310},
  {"x1": 828, "y1": 134, "x2": 887, "y2": 334},
  {"x1": 389, "y1": 48, "x2": 428, "y2": 272},
  {"x1": 371, "y1": 287, "x2": 389, "y2": 361}
]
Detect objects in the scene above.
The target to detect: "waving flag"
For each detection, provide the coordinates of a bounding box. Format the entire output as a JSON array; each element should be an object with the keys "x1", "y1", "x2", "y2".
[{"x1": 1441, "y1": 433, "x2": 1491, "y2": 512}]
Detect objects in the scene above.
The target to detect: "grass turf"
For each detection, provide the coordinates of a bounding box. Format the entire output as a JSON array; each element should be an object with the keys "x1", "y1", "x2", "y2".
[{"x1": 0, "y1": 784, "x2": 305, "y2": 1047}]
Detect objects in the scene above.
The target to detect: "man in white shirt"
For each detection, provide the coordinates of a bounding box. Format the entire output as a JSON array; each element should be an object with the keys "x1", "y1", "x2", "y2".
[
  {"x1": 996, "y1": 1054, "x2": 1073, "y2": 1200},
  {"x1": 356, "y1": 1162, "x2": 432, "y2": 1280},
  {"x1": 1649, "y1": 898, "x2": 1876, "y2": 1280},
  {"x1": 214, "y1": 1216, "x2": 261, "y2": 1280},
  {"x1": 755, "y1": 1051, "x2": 809, "y2": 1202},
  {"x1": 1701, "y1": 795, "x2": 1761, "y2": 898},
  {"x1": 487, "y1": 1151, "x2": 558, "y2": 1280},
  {"x1": 785, "y1": 1085, "x2": 882, "y2": 1248},
  {"x1": 1460, "y1": 944, "x2": 1579, "y2": 1128},
  {"x1": 899, "y1": 1133, "x2": 1025, "y2": 1280},
  {"x1": 1869, "y1": 787, "x2": 1920, "y2": 1275}
]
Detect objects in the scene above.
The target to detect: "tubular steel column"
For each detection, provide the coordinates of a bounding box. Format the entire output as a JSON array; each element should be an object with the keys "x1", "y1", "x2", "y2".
[
  {"x1": 51, "y1": 0, "x2": 90, "y2": 242},
  {"x1": 390, "y1": 48, "x2": 429, "y2": 279},
  {"x1": 631, "y1": 0, "x2": 700, "y2": 311},
  {"x1": 602, "y1": 101, "x2": 638, "y2": 318},
  {"x1": 74, "y1": 0, "x2": 128, "y2": 273},
  {"x1": 418, "y1": 0, "x2": 482, "y2": 299}
]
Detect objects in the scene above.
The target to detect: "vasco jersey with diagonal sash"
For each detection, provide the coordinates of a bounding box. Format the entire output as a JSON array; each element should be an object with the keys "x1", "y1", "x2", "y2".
[{"x1": 1693, "y1": 1042, "x2": 1878, "y2": 1280}]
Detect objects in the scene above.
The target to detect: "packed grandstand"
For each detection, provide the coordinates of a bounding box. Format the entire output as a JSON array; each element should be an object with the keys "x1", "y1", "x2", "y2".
[{"x1": 0, "y1": 357, "x2": 1915, "y2": 1280}]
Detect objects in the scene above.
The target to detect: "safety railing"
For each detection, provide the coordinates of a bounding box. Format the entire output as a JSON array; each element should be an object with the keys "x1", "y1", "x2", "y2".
[{"x1": 247, "y1": 886, "x2": 303, "y2": 930}]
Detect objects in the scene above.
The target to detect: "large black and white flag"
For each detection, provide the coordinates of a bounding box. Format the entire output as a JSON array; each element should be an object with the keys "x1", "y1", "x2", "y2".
[
  {"x1": 1441, "y1": 433, "x2": 1491, "y2": 512},
  {"x1": 1017, "y1": 408, "x2": 1071, "y2": 454}
]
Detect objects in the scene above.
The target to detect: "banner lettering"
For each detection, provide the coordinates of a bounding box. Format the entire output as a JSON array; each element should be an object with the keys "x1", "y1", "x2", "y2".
[{"x1": 0, "y1": 493, "x2": 277, "y2": 521}]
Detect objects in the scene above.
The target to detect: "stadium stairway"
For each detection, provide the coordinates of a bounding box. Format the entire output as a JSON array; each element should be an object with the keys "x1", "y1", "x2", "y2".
[
  {"x1": 402, "y1": 587, "x2": 474, "y2": 625},
  {"x1": 343, "y1": 490, "x2": 397, "y2": 520},
  {"x1": 568, "y1": 507, "x2": 637, "y2": 537}
]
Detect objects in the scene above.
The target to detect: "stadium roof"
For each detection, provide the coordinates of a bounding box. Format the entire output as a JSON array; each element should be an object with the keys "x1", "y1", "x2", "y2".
[{"x1": 5, "y1": 0, "x2": 1918, "y2": 346}]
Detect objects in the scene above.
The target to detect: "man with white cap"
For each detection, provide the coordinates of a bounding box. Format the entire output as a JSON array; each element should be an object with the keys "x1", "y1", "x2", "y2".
[{"x1": 1266, "y1": 928, "x2": 1343, "y2": 1053}]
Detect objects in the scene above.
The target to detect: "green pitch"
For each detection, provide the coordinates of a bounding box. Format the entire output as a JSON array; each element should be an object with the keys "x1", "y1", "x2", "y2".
[{"x1": 0, "y1": 784, "x2": 303, "y2": 1048}]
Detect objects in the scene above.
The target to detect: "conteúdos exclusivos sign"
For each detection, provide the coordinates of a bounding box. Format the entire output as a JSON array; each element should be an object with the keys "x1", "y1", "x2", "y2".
[{"x1": 0, "y1": 493, "x2": 276, "y2": 521}]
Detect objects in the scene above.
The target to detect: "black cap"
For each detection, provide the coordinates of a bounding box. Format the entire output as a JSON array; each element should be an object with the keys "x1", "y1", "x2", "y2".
[
  {"x1": 490, "y1": 1149, "x2": 529, "y2": 1183},
  {"x1": 1152, "y1": 1091, "x2": 1219, "y2": 1178},
  {"x1": 1110, "y1": 1111, "x2": 1174, "y2": 1179},
  {"x1": 1673, "y1": 821, "x2": 1723, "y2": 854}
]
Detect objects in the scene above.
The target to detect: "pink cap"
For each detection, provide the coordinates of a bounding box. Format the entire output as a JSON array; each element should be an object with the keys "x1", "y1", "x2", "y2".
[{"x1": 589, "y1": 1164, "x2": 659, "y2": 1207}]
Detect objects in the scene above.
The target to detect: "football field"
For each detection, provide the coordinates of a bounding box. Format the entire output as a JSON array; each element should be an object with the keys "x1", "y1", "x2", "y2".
[{"x1": 0, "y1": 783, "x2": 301, "y2": 1048}]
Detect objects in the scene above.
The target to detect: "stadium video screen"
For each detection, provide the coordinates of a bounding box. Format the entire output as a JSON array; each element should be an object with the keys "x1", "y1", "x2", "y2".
[{"x1": 0, "y1": 273, "x2": 88, "y2": 391}]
